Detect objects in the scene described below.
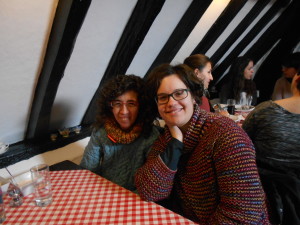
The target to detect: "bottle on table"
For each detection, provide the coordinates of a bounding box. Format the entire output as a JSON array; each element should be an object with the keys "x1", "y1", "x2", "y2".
[{"x1": 227, "y1": 99, "x2": 236, "y2": 115}]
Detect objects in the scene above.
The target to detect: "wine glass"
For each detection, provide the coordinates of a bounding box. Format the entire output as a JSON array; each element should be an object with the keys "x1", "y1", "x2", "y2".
[{"x1": 246, "y1": 95, "x2": 253, "y2": 106}]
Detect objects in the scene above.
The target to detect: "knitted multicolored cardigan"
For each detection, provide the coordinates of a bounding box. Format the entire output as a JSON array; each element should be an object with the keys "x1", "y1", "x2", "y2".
[{"x1": 135, "y1": 107, "x2": 269, "y2": 224}]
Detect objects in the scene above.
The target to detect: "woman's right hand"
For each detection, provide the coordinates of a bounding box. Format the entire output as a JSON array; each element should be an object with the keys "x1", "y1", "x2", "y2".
[{"x1": 167, "y1": 125, "x2": 183, "y2": 142}]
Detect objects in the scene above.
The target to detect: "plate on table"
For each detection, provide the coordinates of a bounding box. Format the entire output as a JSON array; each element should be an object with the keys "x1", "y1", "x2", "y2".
[
  {"x1": 235, "y1": 105, "x2": 255, "y2": 113},
  {"x1": 219, "y1": 104, "x2": 254, "y2": 112},
  {"x1": 229, "y1": 114, "x2": 244, "y2": 122}
]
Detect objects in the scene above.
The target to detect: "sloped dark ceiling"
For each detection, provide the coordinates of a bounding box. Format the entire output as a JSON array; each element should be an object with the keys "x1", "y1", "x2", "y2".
[
  {"x1": 145, "y1": 0, "x2": 213, "y2": 75},
  {"x1": 22, "y1": 0, "x2": 300, "y2": 141},
  {"x1": 2, "y1": 0, "x2": 300, "y2": 168}
]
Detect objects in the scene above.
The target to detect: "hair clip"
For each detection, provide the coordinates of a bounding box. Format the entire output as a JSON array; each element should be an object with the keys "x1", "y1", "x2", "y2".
[{"x1": 107, "y1": 134, "x2": 117, "y2": 143}]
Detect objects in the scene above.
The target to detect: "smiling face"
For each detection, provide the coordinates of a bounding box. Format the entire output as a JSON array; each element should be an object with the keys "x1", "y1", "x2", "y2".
[
  {"x1": 243, "y1": 60, "x2": 254, "y2": 80},
  {"x1": 111, "y1": 90, "x2": 139, "y2": 130},
  {"x1": 157, "y1": 74, "x2": 195, "y2": 129},
  {"x1": 195, "y1": 62, "x2": 213, "y2": 89}
]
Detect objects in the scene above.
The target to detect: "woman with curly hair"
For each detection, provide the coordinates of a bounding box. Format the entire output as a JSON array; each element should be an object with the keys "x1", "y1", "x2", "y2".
[
  {"x1": 80, "y1": 74, "x2": 161, "y2": 192},
  {"x1": 219, "y1": 56, "x2": 257, "y2": 105}
]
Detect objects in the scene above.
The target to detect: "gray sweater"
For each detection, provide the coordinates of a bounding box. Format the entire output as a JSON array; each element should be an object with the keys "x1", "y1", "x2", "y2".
[
  {"x1": 80, "y1": 126, "x2": 161, "y2": 191},
  {"x1": 242, "y1": 100, "x2": 300, "y2": 168}
]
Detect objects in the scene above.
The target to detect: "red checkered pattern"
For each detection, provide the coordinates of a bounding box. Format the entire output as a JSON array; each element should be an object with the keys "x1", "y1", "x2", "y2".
[{"x1": 3, "y1": 170, "x2": 196, "y2": 224}]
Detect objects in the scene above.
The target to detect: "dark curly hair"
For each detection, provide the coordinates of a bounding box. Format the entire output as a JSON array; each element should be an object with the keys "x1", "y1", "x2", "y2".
[
  {"x1": 94, "y1": 74, "x2": 153, "y2": 137},
  {"x1": 282, "y1": 52, "x2": 300, "y2": 69},
  {"x1": 145, "y1": 64, "x2": 204, "y2": 122}
]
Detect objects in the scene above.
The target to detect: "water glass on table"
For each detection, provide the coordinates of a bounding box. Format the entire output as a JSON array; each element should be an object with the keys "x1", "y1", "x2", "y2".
[
  {"x1": 7, "y1": 179, "x2": 23, "y2": 207},
  {"x1": 30, "y1": 164, "x2": 53, "y2": 207}
]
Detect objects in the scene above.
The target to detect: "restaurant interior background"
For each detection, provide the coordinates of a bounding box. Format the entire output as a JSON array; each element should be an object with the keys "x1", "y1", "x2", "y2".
[{"x1": 0, "y1": 0, "x2": 299, "y2": 177}]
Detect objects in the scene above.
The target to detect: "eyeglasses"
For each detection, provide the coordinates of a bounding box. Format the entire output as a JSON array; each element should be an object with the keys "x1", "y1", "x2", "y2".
[
  {"x1": 110, "y1": 100, "x2": 138, "y2": 109},
  {"x1": 155, "y1": 89, "x2": 190, "y2": 104}
]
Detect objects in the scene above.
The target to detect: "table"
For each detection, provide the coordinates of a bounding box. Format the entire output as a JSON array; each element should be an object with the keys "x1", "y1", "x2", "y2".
[
  {"x1": 49, "y1": 160, "x2": 84, "y2": 171},
  {"x1": 3, "y1": 170, "x2": 196, "y2": 224}
]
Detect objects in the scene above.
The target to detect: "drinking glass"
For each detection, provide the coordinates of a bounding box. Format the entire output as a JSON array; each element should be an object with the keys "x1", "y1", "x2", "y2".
[
  {"x1": 227, "y1": 99, "x2": 236, "y2": 115},
  {"x1": 0, "y1": 142, "x2": 9, "y2": 155},
  {"x1": 7, "y1": 179, "x2": 23, "y2": 207},
  {"x1": 73, "y1": 125, "x2": 81, "y2": 134},
  {"x1": 30, "y1": 164, "x2": 53, "y2": 207},
  {"x1": 239, "y1": 92, "x2": 247, "y2": 106},
  {"x1": 246, "y1": 95, "x2": 253, "y2": 106},
  {"x1": 59, "y1": 128, "x2": 70, "y2": 138}
]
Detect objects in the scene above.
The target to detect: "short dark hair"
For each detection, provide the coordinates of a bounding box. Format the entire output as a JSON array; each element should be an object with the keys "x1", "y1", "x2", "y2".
[
  {"x1": 94, "y1": 74, "x2": 153, "y2": 136},
  {"x1": 282, "y1": 52, "x2": 300, "y2": 69},
  {"x1": 145, "y1": 64, "x2": 204, "y2": 120}
]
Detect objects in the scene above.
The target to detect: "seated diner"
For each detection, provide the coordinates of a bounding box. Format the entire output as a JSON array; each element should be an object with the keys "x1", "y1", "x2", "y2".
[
  {"x1": 135, "y1": 63, "x2": 269, "y2": 224},
  {"x1": 80, "y1": 74, "x2": 161, "y2": 192}
]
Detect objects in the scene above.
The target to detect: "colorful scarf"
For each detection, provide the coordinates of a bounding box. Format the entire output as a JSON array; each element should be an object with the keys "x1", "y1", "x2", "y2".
[{"x1": 104, "y1": 118, "x2": 142, "y2": 144}]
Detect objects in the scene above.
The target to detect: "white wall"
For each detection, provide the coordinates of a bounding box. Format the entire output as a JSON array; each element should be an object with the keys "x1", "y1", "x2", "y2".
[
  {"x1": 0, "y1": 0, "x2": 58, "y2": 144},
  {"x1": 50, "y1": 0, "x2": 138, "y2": 130}
]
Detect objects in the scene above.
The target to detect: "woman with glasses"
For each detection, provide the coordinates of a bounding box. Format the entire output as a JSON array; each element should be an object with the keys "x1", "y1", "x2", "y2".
[
  {"x1": 80, "y1": 74, "x2": 161, "y2": 192},
  {"x1": 135, "y1": 64, "x2": 269, "y2": 224}
]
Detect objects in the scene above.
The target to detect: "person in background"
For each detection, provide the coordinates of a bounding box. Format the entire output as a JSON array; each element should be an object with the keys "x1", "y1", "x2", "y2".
[
  {"x1": 242, "y1": 69, "x2": 300, "y2": 225},
  {"x1": 184, "y1": 54, "x2": 214, "y2": 112},
  {"x1": 219, "y1": 56, "x2": 257, "y2": 105},
  {"x1": 272, "y1": 52, "x2": 300, "y2": 100},
  {"x1": 135, "y1": 63, "x2": 269, "y2": 224},
  {"x1": 80, "y1": 74, "x2": 161, "y2": 192}
]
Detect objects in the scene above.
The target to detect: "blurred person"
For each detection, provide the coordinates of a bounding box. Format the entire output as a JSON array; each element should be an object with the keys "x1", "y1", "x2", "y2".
[
  {"x1": 135, "y1": 63, "x2": 269, "y2": 224},
  {"x1": 184, "y1": 54, "x2": 214, "y2": 112},
  {"x1": 219, "y1": 56, "x2": 257, "y2": 105},
  {"x1": 243, "y1": 70, "x2": 300, "y2": 225},
  {"x1": 80, "y1": 75, "x2": 161, "y2": 192},
  {"x1": 272, "y1": 52, "x2": 300, "y2": 100}
]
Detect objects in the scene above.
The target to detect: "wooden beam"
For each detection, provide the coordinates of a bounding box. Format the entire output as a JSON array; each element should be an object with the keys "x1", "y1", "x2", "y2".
[
  {"x1": 145, "y1": 0, "x2": 212, "y2": 77},
  {"x1": 81, "y1": 0, "x2": 165, "y2": 125},
  {"x1": 191, "y1": 0, "x2": 247, "y2": 55},
  {"x1": 212, "y1": 0, "x2": 288, "y2": 85},
  {"x1": 26, "y1": 0, "x2": 91, "y2": 139}
]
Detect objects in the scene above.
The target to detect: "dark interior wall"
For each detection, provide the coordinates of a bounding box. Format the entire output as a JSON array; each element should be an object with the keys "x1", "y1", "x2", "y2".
[
  {"x1": 253, "y1": 3, "x2": 300, "y2": 102},
  {"x1": 213, "y1": 0, "x2": 300, "y2": 103}
]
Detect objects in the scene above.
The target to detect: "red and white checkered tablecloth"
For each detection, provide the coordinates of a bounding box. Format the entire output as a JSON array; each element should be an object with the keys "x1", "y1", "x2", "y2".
[{"x1": 3, "y1": 170, "x2": 197, "y2": 225}]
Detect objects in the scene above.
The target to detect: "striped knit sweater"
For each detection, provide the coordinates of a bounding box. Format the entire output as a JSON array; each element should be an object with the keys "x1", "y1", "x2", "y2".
[{"x1": 135, "y1": 107, "x2": 270, "y2": 224}]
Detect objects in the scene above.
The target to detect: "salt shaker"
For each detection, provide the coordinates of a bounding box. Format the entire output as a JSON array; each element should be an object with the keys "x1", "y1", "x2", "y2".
[{"x1": 0, "y1": 186, "x2": 6, "y2": 223}]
